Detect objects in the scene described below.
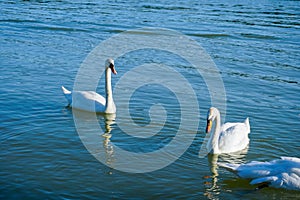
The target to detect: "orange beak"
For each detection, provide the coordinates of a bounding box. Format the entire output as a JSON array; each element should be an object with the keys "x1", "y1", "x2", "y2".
[{"x1": 206, "y1": 120, "x2": 212, "y2": 133}]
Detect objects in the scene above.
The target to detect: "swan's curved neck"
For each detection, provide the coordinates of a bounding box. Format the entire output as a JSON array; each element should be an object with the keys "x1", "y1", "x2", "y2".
[
  {"x1": 105, "y1": 68, "x2": 114, "y2": 113},
  {"x1": 209, "y1": 109, "x2": 221, "y2": 153}
]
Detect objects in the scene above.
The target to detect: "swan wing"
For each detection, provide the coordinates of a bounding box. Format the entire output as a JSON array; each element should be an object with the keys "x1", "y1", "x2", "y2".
[
  {"x1": 228, "y1": 158, "x2": 300, "y2": 178},
  {"x1": 281, "y1": 157, "x2": 300, "y2": 163},
  {"x1": 218, "y1": 120, "x2": 250, "y2": 153},
  {"x1": 71, "y1": 91, "x2": 106, "y2": 113},
  {"x1": 218, "y1": 161, "x2": 271, "y2": 178},
  {"x1": 219, "y1": 157, "x2": 300, "y2": 190}
]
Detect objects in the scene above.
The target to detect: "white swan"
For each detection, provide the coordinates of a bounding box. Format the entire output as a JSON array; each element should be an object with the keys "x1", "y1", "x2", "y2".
[
  {"x1": 205, "y1": 107, "x2": 250, "y2": 154},
  {"x1": 218, "y1": 157, "x2": 300, "y2": 191},
  {"x1": 62, "y1": 58, "x2": 117, "y2": 113}
]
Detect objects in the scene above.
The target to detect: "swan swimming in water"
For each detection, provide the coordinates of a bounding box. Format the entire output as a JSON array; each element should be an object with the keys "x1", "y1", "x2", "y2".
[
  {"x1": 62, "y1": 58, "x2": 117, "y2": 113},
  {"x1": 205, "y1": 107, "x2": 250, "y2": 154},
  {"x1": 218, "y1": 157, "x2": 300, "y2": 191}
]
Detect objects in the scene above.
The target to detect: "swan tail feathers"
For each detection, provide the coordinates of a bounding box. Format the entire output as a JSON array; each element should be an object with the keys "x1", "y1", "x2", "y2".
[
  {"x1": 62, "y1": 86, "x2": 71, "y2": 94},
  {"x1": 245, "y1": 117, "x2": 250, "y2": 133},
  {"x1": 61, "y1": 86, "x2": 72, "y2": 105}
]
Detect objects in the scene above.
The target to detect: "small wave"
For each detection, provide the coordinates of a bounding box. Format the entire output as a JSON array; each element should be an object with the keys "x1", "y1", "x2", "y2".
[
  {"x1": 259, "y1": 22, "x2": 299, "y2": 29},
  {"x1": 261, "y1": 11, "x2": 297, "y2": 16},
  {"x1": 142, "y1": 4, "x2": 192, "y2": 11},
  {"x1": 25, "y1": 24, "x2": 89, "y2": 32},
  {"x1": 259, "y1": 75, "x2": 298, "y2": 85},
  {"x1": 188, "y1": 33, "x2": 232, "y2": 38},
  {"x1": 240, "y1": 33, "x2": 278, "y2": 40},
  {"x1": 228, "y1": 71, "x2": 299, "y2": 85},
  {"x1": 0, "y1": 19, "x2": 39, "y2": 23},
  {"x1": 0, "y1": 19, "x2": 89, "y2": 33}
]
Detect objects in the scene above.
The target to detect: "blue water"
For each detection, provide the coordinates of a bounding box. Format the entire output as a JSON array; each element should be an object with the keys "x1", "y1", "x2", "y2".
[{"x1": 1, "y1": 0, "x2": 300, "y2": 199}]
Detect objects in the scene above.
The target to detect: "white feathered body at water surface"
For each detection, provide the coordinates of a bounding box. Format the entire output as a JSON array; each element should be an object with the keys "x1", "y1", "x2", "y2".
[
  {"x1": 205, "y1": 107, "x2": 250, "y2": 154},
  {"x1": 219, "y1": 157, "x2": 300, "y2": 191},
  {"x1": 62, "y1": 86, "x2": 111, "y2": 113},
  {"x1": 62, "y1": 58, "x2": 117, "y2": 114}
]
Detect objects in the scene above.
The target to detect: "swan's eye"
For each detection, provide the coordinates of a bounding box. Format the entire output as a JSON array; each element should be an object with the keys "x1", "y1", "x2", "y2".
[{"x1": 109, "y1": 63, "x2": 114, "y2": 68}]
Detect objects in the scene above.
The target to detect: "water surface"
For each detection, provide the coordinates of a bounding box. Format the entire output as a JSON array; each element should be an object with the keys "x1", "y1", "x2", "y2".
[{"x1": 1, "y1": 1, "x2": 299, "y2": 199}]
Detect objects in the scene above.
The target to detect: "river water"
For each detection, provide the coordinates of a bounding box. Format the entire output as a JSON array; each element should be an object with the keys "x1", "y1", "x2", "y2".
[{"x1": 1, "y1": 1, "x2": 299, "y2": 199}]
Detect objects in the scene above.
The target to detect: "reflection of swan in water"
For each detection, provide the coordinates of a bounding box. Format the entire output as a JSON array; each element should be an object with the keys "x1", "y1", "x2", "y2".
[
  {"x1": 71, "y1": 110, "x2": 116, "y2": 173},
  {"x1": 203, "y1": 149, "x2": 248, "y2": 199},
  {"x1": 205, "y1": 107, "x2": 250, "y2": 154},
  {"x1": 101, "y1": 114, "x2": 116, "y2": 168}
]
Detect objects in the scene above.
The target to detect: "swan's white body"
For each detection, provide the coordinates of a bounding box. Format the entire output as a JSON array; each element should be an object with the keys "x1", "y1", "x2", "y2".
[
  {"x1": 206, "y1": 107, "x2": 250, "y2": 154},
  {"x1": 218, "y1": 157, "x2": 300, "y2": 191},
  {"x1": 62, "y1": 58, "x2": 117, "y2": 114}
]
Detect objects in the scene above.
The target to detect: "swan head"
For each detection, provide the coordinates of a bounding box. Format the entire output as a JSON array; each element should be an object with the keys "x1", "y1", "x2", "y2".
[
  {"x1": 206, "y1": 107, "x2": 218, "y2": 133},
  {"x1": 105, "y1": 58, "x2": 117, "y2": 75}
]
